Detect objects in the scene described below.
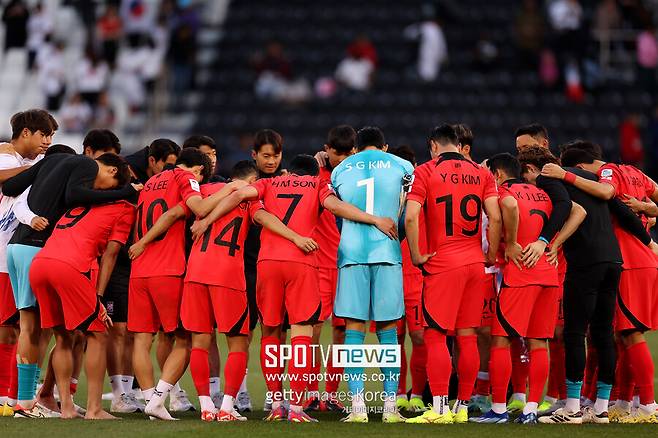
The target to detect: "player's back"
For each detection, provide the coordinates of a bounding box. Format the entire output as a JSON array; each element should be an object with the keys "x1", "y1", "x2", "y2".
[
  {"x1": 132, "y1": 167, "x2": 200, "y2": 277},
  {"x1": 37, "y1": 200, "x2": 135, "y2": 273},
  {"x1": 331, "y1": 149, "x2": 414, "y2": 267},
  {"x1": 253, "y1": 173, "x2": 332, "y2": 266},
  {"x1": 409, "y1": 152, "x2": 497, "y2": 274},
  {"x1": 499, "y1": 180, "x2": 557, "y2": 286},
  {"x1": 314, "y1": 166, "x2": 341, "y2": 269},
  {"x1": 186, "y1": 183, "x2": 261, "y2": 289}
]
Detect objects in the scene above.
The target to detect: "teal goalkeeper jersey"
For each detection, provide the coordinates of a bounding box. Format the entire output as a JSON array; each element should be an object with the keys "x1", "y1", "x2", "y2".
[{"x1": 331, "y1": 149, "x2": 414, "y2": 268}]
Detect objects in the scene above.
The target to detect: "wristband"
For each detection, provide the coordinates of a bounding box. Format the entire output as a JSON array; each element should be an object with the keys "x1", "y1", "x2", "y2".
[
  {"x1": 538, "y1": 236, "x2": 549, "y2": 245},
  {"x1": 563, "y1": 171, "x2": 576, "y2": 185}
]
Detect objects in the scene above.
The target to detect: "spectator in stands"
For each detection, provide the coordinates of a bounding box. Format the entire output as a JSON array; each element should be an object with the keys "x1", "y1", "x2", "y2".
[
  {"x1": 59, "y1": 93, "x2": 93, "y2": 133},
  {"x1": 594, "y1": 0, "x2": 621, "y2": 38},
  {"x1": 96, "y1": 4, "x2": 123, "y2": 68},
  {"x1": 114, "y1": 33, "x2": 149, "y2": 110},
  {"x1": 335, "y1": 42, "x2": 376, "y2": 91},
  {"x1": 619, "y1": 113, "x2": 645, "y2": 168},
  {"x1": 347, "y1": 34, "x2": 378, "y2": 67},
  {"x1": 2, "y1": 0, "x2": 29, "y2": 52},
  {"x1": 252, "y1": 41, "x2": 311, "y2": 104},
  {"x1": 91, "y1": 91, "x2": 116, "y2": 131},
  {"x1": 636, "y1": 22, "x2": 658, "y2": 96},
  {"x1": 514, "y1": 0, "x2": 544, "y2": 69},
  {"x1": 648, "y1": 105, "x2": 658, "y2": 178},
  {"x1": 26, "y1": 2, "x2": 51, "y2": 70},
  {"x1": 168, "y1": 22, "x2": 197, "y2": 92},
  {"x1": 37, "y1": 39, "x2": 66, "y2": 111},
  {"x1": 404, "y1": 15, "x2": 447, "y2": 81},
  {"x1": 548, "y1": 0, "x2": 585, "y2": 81},
  {"x1": 76, "y1": 47, "x2": 110, "y2": 108},
  {"x1": 120, "y1": 0, "x2": 155, "y2": 36}
]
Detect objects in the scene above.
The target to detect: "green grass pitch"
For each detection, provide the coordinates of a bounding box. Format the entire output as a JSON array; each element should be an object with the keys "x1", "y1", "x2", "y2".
[{"x1": 1, "y1": 325, "x2": 658, "y2": 437}]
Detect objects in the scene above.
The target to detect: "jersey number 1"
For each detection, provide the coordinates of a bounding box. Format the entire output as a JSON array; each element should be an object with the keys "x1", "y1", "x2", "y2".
[{"x1": 357, "y1": 177, "x2": 375, "y2": 214}]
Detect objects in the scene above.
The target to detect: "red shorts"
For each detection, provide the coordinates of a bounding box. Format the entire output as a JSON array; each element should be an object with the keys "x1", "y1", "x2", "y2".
[
  {"x1": 404, "y1": 272, "x2": 423, "y2": 333},
  {"x1": 181, "y1": 282, "x2": 249, "y2": 335},
  {"x1": 128, "y1": 276, "x2": 183, "y2": 333},
  {"x1": 422, "y1": 263, "x2": 486, "y2": 331},
  {"x1": 480, "y1": 273, "x2": 498, "y2": 327},
  {"x1": 0, "y1": 272, "x2": 17, "y2": 326},
  {"x1": 616, "y1": 268, "x2": 657, "y2": 332},
  {"x1": 30, "y1": 258, "x2": 104, "y2": 332},
  {"x1": 257, "y1": 260, "x2": 321, "y2": 327},
  {"x1": 493, "y1": 285, "x2": 559, "y2": 339},
  {"x1": 318, "y1": 267, "x2": 345, "y2": 327}
]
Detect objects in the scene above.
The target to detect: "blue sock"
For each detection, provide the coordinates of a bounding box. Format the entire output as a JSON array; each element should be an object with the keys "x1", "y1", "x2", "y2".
[
  {"x1": 344, "y1": 329, "x2": 366, "y2": 397},
  {"x1": 566, "y1": 379, "x2": 582, "y2": 400},
  {"x1": 596, "y1": 381, "x2": 612, "y2": 400},
  {"x1": 376, "y1": 328, "x2": 400, "y2": 398},
  {"x1": 17, "y1": 363, "x2": 38, "y2": 402}
]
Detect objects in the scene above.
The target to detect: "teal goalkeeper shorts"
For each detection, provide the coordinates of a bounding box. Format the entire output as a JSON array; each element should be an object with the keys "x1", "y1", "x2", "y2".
[
  {"x1": 7, "y1": 243, "x2": 42, "y2": 310},
  {"x1": 334, "y1": 263, "x2": 404, "y2": 322}
]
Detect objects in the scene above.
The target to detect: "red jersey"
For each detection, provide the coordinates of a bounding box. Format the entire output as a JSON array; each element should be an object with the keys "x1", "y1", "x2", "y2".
[
  {"x1": 598, "y1": 163, "x2": 658, "y2": 270},
  {"x1": 252, "y1": 174, "x2": 334, "y2": 266},
  {"x1": 185, "y1": 183, "x2": 263, "y2": 289},
  {"x1": 131, "y1": 168, "x2": 201, "y2": 278},
  {"x1": 498, "y1": 180, "x2": 558, "y2": 287},
  {"x1": 314, "y1": 167, "x2": 340, "y2": 269},
  {"x1": 407, "y1": 152, "x2": 497, "y2": 274},
  {"x1": 35, "y1": 201, "x2": 135, "y2": 273}
]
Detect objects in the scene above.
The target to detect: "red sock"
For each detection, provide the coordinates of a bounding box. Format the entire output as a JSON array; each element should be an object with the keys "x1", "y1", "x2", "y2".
[
  {"x1": 547, "y1": 339, "x2": 566, "y2": 399},
  {"x1": 398, "y1": 337, "x2": 407, "y2": 395},
  {"x1": 510, "y1": 338, "x2": 528, "y2": 395},
  {"x1": 489, "y1": 346, "x2": 512, "y2": 404},
  {"x1": 190, "y1": 348, "x2": 210, "y2": 397},
  {"x1": 528, "y1": 348, "x2": 549, "y2": 404},
  {"x1": 69, "y1": 381, "x2": 77, "y2": 395},
  {"x1": 8, "y1": 343, "x2": 16, "y2": 400},
  {"x1": 456, "y1": 335, "x2": 479, "y2": 401},
  {"x1": 260, "y1": 336, "x2": 283, "y2": 400},
  {"x1": 617, "y1": 344, "x2": 635, "y2": 402},
  {"x1": 626, "y1": 341, "x2": 655, "y2": 405},
  {"x1": 410, "y1": 342, "x2": 427, "y2": 395},
  {"x1": 424, "y1": 328, "x2": 451, "y2": 396},
  {"x1": 0, "y1": 344, "x2": 13, "y2": 398},
  {"x1": 289, "y1": 335, "x2": 311, "y2": 406},
  {"x1": 224, "y1": 352, "x2": 247, "y2": 398},
  {"x1": 475, "y1": 374, "x2": 490, "y2": 396},
  {"x1": 308, "y1": 349, "x2": 320, "y2": 393}
]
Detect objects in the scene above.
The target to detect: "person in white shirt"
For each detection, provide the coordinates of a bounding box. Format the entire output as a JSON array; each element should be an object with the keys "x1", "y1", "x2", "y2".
[
  {"x1": 26, "y1": 2, "x2": 53, "y2": 70},
  {"x1": 405, "y1": 17, "x2": 448, "y2": 82}
]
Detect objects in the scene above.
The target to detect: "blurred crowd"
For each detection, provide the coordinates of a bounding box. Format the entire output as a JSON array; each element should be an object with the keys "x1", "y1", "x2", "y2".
[{"x1": 1, "y1": 0, "x2": 202, "y2": 134}]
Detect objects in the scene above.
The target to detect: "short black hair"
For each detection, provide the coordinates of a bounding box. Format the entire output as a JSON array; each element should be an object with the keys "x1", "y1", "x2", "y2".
[
  {"x1": 487, "y1": 153, "x2": 521, "y2": 179},
  {"x1": 327, "y1": 125, "x2": 356, "y2": 154},
  {"x1": 83, "y1": 129, "x2": 121, "y2": 154},
  {"x1": 10, "y1": 109, "x2": 58, "y2": 140},
  {"x1": 515, "y1": 123, "x2": 548, "y2": 141},
  {"x1": 560, "y1": 148, "x2": 598, "y2": 168},
  {"x1": 559, "y1": 139, "x2": 603, "y2": 160},
  {"x1": 453, "y1": 123, "x2": 474, "y2": 148},
  {"x1": 428, "y1": 124, "x2": 458, "y2": 147},
  {"x1": 183, "y1": 135, "x2": 216, "y2": 151},
  {"x1": 390, "y1": 145, "x2": 416, "y2": 166},
  {"x1": 356, "y1": 126, "x2": 386, "y2": 151},
  {"x1": 176, "y1": 147, "x2": 212, "y2": 182},
  {"x1": 96, "y1": 153, "x2": 131, "y2": 187},
  {"x1": 254, "y1": 129, "x2": 283, "y2": 154},
  {"x1": 231, "y1": 160, "x2": 258, "y2": 180},
  {"x1": 44, "y1": 144, "x2": 76, "y2": 156},
  {"x1": 148, "y1": 138, "x2": 180, "y2": 162},
  {"x1": 289, "y1": 154, "x2": 320, "y2": 176}
]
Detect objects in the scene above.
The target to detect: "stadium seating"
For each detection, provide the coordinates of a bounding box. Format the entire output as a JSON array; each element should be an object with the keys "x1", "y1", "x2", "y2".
[{"x1": 191, "y1": 0, "x2": 654, "y2": 162}]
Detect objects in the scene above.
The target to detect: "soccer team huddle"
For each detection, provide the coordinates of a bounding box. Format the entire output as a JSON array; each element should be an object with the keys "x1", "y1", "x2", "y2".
[{"x1": 0, "y1": 109, "x2": 657, "y2": 426}]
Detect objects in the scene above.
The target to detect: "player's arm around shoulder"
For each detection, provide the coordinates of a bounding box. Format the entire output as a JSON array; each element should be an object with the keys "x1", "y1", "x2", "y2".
[
  {"x1": 322, "y1": 194, "x2": 398, "y2": 240},
  {"x1": 499, "y1": 194, "x2": 523, "y2": 269},
  {"x1": 253, "y1": 209, "x2": 319, "y2": 254}
]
